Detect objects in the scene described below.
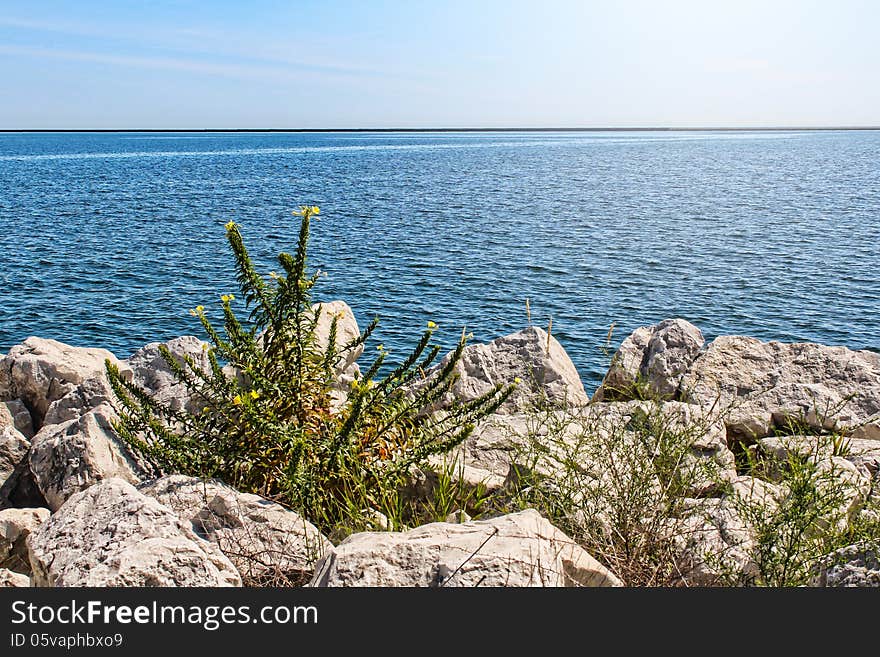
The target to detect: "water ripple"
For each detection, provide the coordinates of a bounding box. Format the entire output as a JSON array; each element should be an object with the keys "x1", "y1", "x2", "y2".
[{"x1": 1, "y1": 130, "x2": 878, "y2": 393}]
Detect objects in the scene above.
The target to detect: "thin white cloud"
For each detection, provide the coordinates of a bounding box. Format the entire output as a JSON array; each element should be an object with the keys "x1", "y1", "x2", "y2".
[
  {"x1": 0, "y1": 14, "x2": 408, "y2": 80},
  {"x1": 0, "y1": 44, "x2": 308, "y2": 80},
  {"x1": 0, "y1": 44, "x2": 379, "y2": 82},
  {"x1": 0, "y1": 16, "x2": 137, "y2": 42}
]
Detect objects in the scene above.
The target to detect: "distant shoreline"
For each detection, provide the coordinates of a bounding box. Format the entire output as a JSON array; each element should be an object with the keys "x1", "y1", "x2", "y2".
[{"x1": 1, "y1": 126, "x2": 879, "y2": 134}]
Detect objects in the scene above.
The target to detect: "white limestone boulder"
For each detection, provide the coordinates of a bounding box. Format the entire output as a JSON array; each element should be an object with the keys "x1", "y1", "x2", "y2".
[
  {"x1": 310, "y1": 509, "x2": 621, "y2": 587},
  {"x1": 681, "y1": 336, "x2": 880, "y2": 441},
  {"x1": 27, "y1": 479, "x2": 241, "y2": 587},
  {"x1": 43, "y1": 375, "x2": 117, "y2": 426},
  {"x1": 312, "y1": 300, "x2": 363, "y2": 373},
  {"x1": 28, "y1": 403, "x2": 142, "y2": 511},
  {"x1": 413, "y1": 326, "x2": 588, "y2": 415},
  {"x1": 139, "y1": 475, "x2": 332, "y2": 585},
  {"x1": 125, "y1": 335, "x2": 211, "y2": 414},
  {"x1": 593, "y1": 319, "x2": 704, "y2": 401},
  {"x1": 0, "y1": 337, "x2": 128, "y2": 429}
]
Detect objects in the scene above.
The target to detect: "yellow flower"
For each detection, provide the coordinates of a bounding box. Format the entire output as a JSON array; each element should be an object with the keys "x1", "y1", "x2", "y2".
[
  {"x1": 427, "y1": 321, "x2": 437, "y2": 329},
  {"x1": 225, "y1": 220, "x2": 236, "y2": 231},
  {"x1": 249, "y1": 390, "x2": 260, "y2": 400},
  {"x1": 232, "y1": 395, "x2": 243, "y2": 406},
  {"x1": 221, "y1": 293, "x2": 235, "y2": 304},
  {"x1": 514, "y1": 377, "x2": 523, "y2": 385},
  {"x1": 294, "y1": 205, "x2": 320, "y2": 217}
]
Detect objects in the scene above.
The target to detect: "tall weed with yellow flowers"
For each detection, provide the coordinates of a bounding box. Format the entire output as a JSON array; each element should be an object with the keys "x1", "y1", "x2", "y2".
[{"x1": 106, "y1": 206, "x2": 512, "y2": 533}]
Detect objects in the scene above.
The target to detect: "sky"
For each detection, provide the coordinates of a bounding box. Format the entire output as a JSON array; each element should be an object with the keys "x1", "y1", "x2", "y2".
[{"x1": 0, "y1": 0, "x2": 878, "y2": 129}]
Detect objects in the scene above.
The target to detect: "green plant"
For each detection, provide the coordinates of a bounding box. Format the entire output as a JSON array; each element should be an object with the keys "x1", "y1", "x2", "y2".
[
  {"x1": 730, "y1": 433, "x2": 874, "y2": 586},
  {"x1": 323, "y1": 455, "x2": 497, "y2": 543},
  {"x1": 411, "y1": 458, "x2": 492, "y2": 524},
  {"x1": 502, "y1": 399, "x2": 730, "y2": 586},
  {"x1": 106, "y1": 205, "x2": 512, "y2": 534}
]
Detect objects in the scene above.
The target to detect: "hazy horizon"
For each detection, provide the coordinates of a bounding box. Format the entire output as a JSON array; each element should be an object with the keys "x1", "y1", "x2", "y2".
[
  {"x1": 1, "y1": 0, "x2": 878, "y2": 130},
  {"x1": 3, "y1": 127, "x2": 880, "y2": 133}
]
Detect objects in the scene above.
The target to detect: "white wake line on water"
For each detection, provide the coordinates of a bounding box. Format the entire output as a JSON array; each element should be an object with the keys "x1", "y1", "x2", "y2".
[
  {"x1": 117, "y1": 132, "x2": 807, "y2": 141},
  {"x1": 324, "y1": 132, "x2": 813, "y2": 141},
  {"x1": 0, "y1": 133, "x2": 810, "y2": 162}
]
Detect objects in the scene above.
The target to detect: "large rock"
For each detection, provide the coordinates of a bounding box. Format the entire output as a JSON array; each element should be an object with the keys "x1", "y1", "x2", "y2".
[
  {"x1": 420, "y1": 409, "x2": 607, "y2": 502},
  {"x1": 27, "y1": 479, "x2": 241, "y2": 587},
  {"x1": 810, "y1": 542, "x2": 880, "y2": 587},
  {"x1": 0, "y1": 337, "x2": 128, "y2": 429},
  {"x1": 594, "y1": 326, "x2": 653, "y2": 401},
  {"x1": 310, "y1": 508, "x2": 621, "y2": 587},
  {"x1": 139, "y1": 475, "x2": 332, "y2": 586},
  {"x1": 593, "y1": 319, "x2": 704, "y2": 401},
  {"x1": 0, "y1": 507, "x2": 49, "y2": 573},
  {"x1": 681, "y1": 336, "x2": 880, "y2": 441},
  {"x1": 312, "y1": 301, "x2": 362, "y2": 409},
  {"x1": 0, "y1": 568, "x2": 29, "y2": 587},
  {"x1": 43, "y1": 376, "x2": 116, "y2": 426},
  {"x1": 28, "y1": 403, "x2": 142, "y2": 511},
  {"x1": 415, "y1": 327, "x2": 588, "y2": 414},
  {"x1": 125, "y1": 335, "x2": 211, "y2": 414},
  {"x1": 312, "y1": 301, "x2": 363, "y2": 373}
]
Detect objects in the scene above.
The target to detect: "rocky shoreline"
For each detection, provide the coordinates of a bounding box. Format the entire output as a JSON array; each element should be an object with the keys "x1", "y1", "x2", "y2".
[{"x1": 2, "y1": 304, "x2": 878, "y2": 587}]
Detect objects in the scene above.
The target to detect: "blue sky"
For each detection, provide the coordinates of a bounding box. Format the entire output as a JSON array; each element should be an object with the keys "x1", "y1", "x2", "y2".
[{"x1": 1, "y1": 0, "x2": 878, "y2": 128}]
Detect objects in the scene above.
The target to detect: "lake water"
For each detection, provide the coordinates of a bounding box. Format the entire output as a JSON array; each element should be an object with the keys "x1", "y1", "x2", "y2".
[{"x1": 1, "y1": 130, "x2": 878, "y2": 391}]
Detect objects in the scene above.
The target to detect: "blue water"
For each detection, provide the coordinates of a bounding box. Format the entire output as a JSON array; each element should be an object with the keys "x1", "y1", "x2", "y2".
[{"x1": 1, "y1": 130, "x2": 878, "y2": 391}]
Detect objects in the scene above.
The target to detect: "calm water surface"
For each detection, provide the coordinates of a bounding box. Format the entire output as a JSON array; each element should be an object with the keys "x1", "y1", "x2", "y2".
[{"x1": 1, "y1": 130, "x2": 878, "y2": 391}]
